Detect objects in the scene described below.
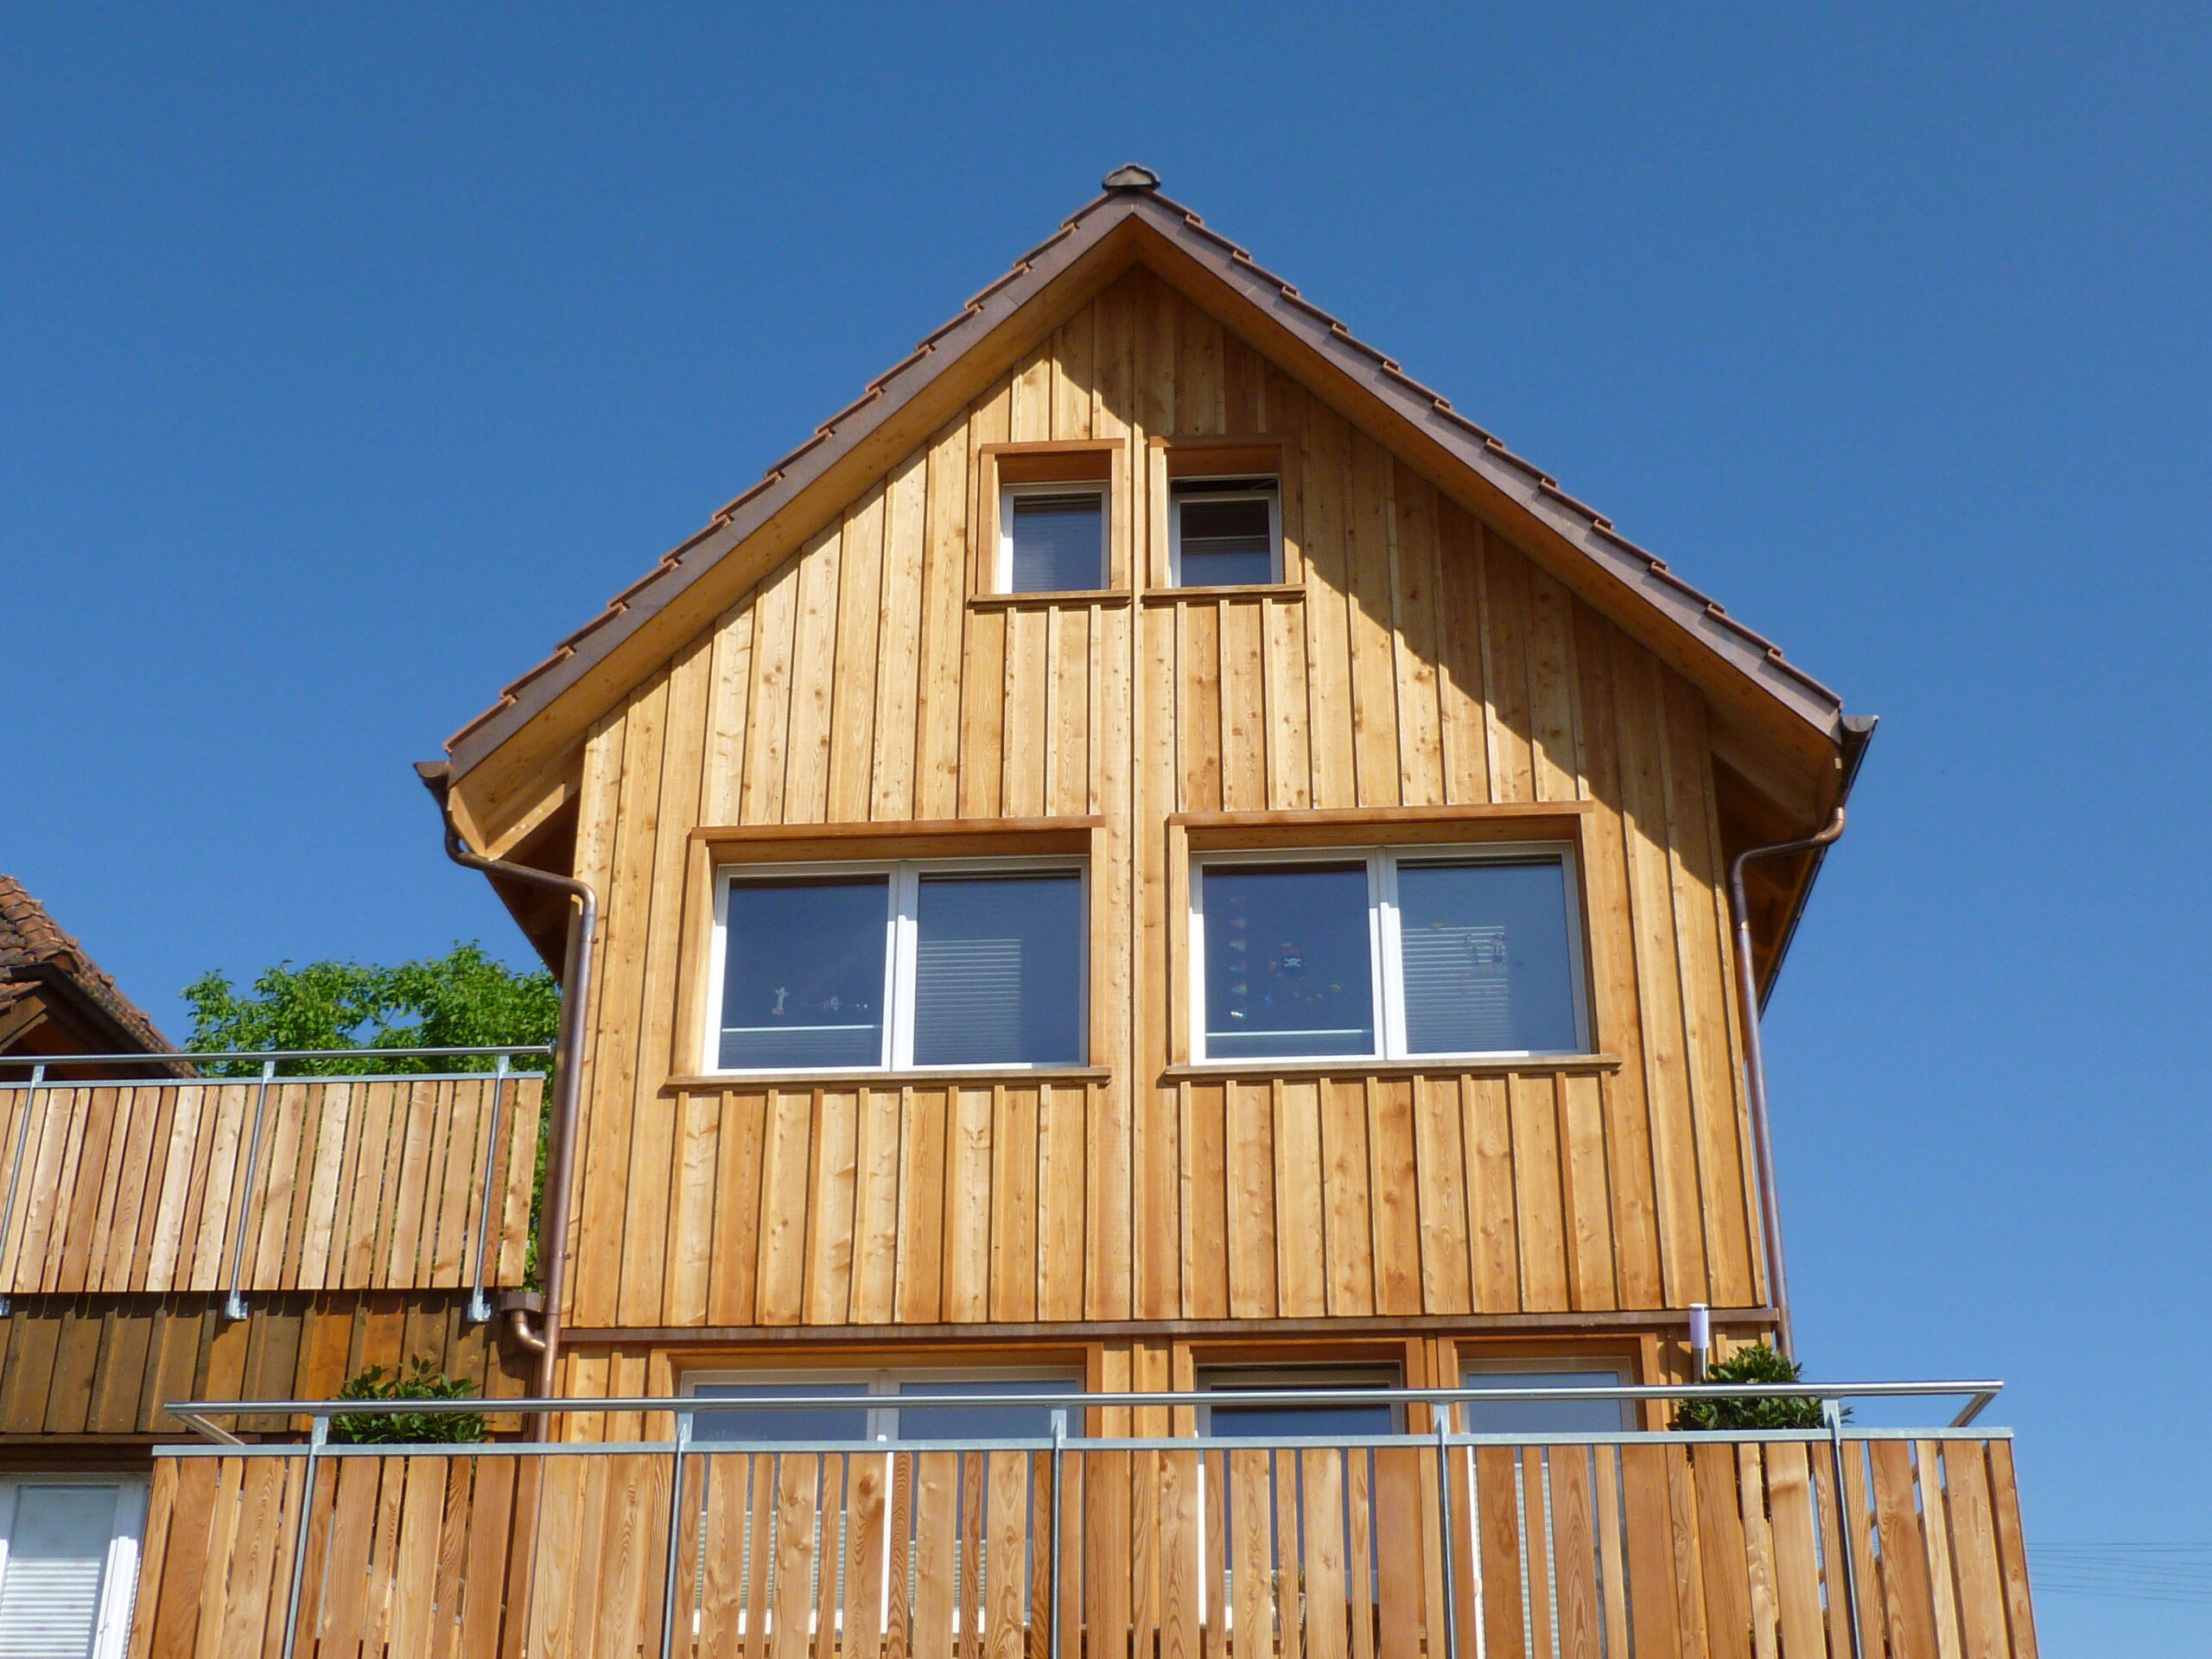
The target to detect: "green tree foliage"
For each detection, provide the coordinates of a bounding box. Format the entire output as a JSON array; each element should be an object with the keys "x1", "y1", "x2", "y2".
[
  {"x1": 1671, "y1": 1343, "x2": 1840, "y2": 1432},
  {"x1": 329, "y1": 1357, "x2": 486, "y2": 1444},
  {"x1": 182, "y1": 943, "x2": 556, "y2": 1075}
]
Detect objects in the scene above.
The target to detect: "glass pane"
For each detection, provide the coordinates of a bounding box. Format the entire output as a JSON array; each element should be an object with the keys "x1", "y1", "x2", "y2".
[
  {"x1": 1201, "y1": 862, "x2": 1374, "y2": 1058},
  {"x1": 0, "y1": 1485, "x2": 113, "y2": 1657},
  {"x1": 720, "y1": 876, "x2": 887, "y2": 1069},
  {"x1": 1395, "y1": 858, "x2": 1579, "y2": 1053},
  {"x1": 1456, "y1": 1370, "x2": 1627, "y2": 1433},
  {"x1": 1177, "y1": 493, "x2": 1274, "y2": 586},
  {"x1": 690, "y1": 1382, "x2": 872, "y2": 1445},
  {"x1": 1205, "y1": 1399, "x2": 1396, "y2": 1438},
  {"x1": 1007, "y1": 493, "x2": 1103, "y2": 592},
  {"x1": 912, "y1": 872, "x2": 1084, "y2": 1066},
  {"x1": 892, "y1": 1378, "x2": 1073, "y2": 1441}
]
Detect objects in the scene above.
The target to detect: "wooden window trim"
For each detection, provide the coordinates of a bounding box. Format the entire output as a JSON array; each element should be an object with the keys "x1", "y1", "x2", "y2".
[
  {"x1": 1164, "y1": 804, "x2": 1605, "y2": 1065},
  {"x1": 974, "y1": 441, "x2": 1129, "y2": 598},
  {"x1": 671, "y1": 817, "x2": 1103, "y2": 1084},
  {"x1": 1146, "y1": 436, "x2": 1301, "y2": 588}
]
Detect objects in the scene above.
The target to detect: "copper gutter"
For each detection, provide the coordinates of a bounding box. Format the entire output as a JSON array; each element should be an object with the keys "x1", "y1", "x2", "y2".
[
  {"x1": 1726, "y1": 716, "x2": 1874, "y2": 1360},
  {"x1": 416, "y1": 763, "x2": 596, "y2": 1408}
]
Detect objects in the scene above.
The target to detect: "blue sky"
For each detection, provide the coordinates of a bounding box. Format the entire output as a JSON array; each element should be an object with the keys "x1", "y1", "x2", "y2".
[{"x1": 4, "y1": 6, "x2": 2206, "y2": 1648}]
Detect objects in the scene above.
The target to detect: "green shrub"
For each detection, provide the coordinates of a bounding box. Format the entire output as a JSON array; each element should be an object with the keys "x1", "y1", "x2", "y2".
[
  {"x1": 1671, "y1": 1344, "x2": 1839, "y2": 1432},
  {"x1": 329, "y1": 1357, "x2": 486, "y2": 1445}
]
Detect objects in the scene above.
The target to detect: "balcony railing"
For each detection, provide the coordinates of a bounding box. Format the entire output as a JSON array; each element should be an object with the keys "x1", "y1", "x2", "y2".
[
  {"x1": 137, "y1": 1383, "x2": 2037, "y2": 1659},
  {"x1": 0, "y1": 1046, "x2": 547, "y2": 1318}
]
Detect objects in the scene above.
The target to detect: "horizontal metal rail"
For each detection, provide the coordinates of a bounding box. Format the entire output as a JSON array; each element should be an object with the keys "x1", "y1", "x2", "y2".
[
  {"x1": 162, "y1": 1377, "x2": 2003, "y2": 1448},
  {"x1": 0, "y1": 1044, "x2": 552, "y2": 1067}
]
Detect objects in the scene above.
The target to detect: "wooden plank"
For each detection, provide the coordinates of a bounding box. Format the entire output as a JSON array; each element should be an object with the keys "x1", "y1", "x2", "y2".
[
  {"x1": 1299, "y1": 400, "x2": 1357, "y2": 810},
  {"x1": 1301, "y1": 1451, "x2": 1350, "y2": 1659},
  {"x1": 1557, "y1": 1071, "x2": 1618, "y2": 1312},
  {"x1": 1764, "y1": 1442, "x2": 1827, "y2": 1659},
  {"x1": 802, "y1": 1089, "x2": 860, "y2": 1325},
  {"x1": 895, "y1": 1089, "x2": 949, "y2": 1325},
  {"x1": 701, "y1": 585, "x2": 760, "y2": 827},
  {"x1": 1319, "y1": 1079, "x2": 1375, "y2": 1316},
  {"x1": 943, "y1": 1088, "x2": 994, "y2": 1323},
  {"x1": 1478, "y1": 533, "x2": 1535, "y2": 803},
  {"x1": 1524, "y1": 569, "x2": 1582, "y2": 803},
  {"x1": 1001, "y1": 605, "x2": 1049, "y2": 819},
  {"x1": 1272, "y1": 1081, "x2": 1327, "y2": 1318},
  {"x1": 912, "y1": 1452, "x2": 958, "y2": 1659},
  {"x1": 1263, "y1": 594, "x2": 1312, "y2": 810},
  {"x1": 1549, "y1": 1446, "x2": 1603, "y2": 1659},
  {"x1": 913, "y1": 418, "x2": 973, "y2": 821},
  {"x1": 1411, "y1": 1077, "x2": 1473, "y2": 1315},
  {"x1": 988, "y1": 1086, "x2": 1039, "y2": 1324},
  {"x1": 1035, "y1": 1084, "x2": 1086, "y2": 1323},
  {"x1": 781, "y1": 523, "x2": 848, "y2": 824},
  {"x1": 1462, "y1": 1077, "x2": 1519, "y2": 1311},
  {"x1": 1183, "y1": 1081, "x2": 1227, "y2": 1320},
  {"x1": 1365, "y1": 1079, "x2": 1422, "y2": 1316},
  {"x1": 1691, "y1": 1443, "x2": 1753, "y2": 1659},
  {"x1": 708, "y1": 1091, "x2": 767, "y2": 1327},
  {"x1": 1434, "y1": 501, "x2": 1491, "y2": 805},
  {"x1": 1985, "y1": 1441, "x2": 2040, "y2": 1659},
  {"x1": 1509, "y1": 1074, "x2": 1568, "y2": 1310},
  {"x1": 1178, "y1": 602, "x2": 1224, "y2": 814},
  {"x1": 849, "y1": 1087, "x2": 903, "y2": 1326},
  {"x1": 1219, "y1": 600, "x2": 1268, "y2": 813},
  {"x1": 754, "y1": 1090, "x2": 816, "y2": 1326},
  {"x1": 741, "y1": 555, "x2": 804, "y2": 825},
  {"x1": 1388, "y1": 462, "x2": 1446, "y2": 808},
  {"x1": 665, "y1": 1090, "x2": 722, "y2": 1325},
  {"x1": 1475, "y1": 1446, "x2": 1526, "y2": 1659},
  {"x1": 1916, "y1": 1441, "x2": 1967, "y2": 1659},
  {"x1": 1869, "y1": 1440, "x2": 1940, "y2": 1659},
  {"x1": 1619, "y1": 1445, "x2": 1684, "y2": 1659},
  {"x1": 1223, "y1": 1080, "x2": 1276, "y2": 1319},
  {"x1": 1344, "y1": 434, "x2": 1402, "y2": 808},
  {"x1": 827, "y1": 486, "x2": 890, "y2": 823}
]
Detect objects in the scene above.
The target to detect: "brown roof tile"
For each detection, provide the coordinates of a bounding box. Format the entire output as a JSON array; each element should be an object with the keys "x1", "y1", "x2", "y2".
[{"x1": 0, "y1": 874, "x2": 185, "y2": 1064}]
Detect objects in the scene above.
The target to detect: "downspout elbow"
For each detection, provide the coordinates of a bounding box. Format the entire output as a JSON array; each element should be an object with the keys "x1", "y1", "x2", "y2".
[
  {"x1": 1726, "y1": 805, "x2": 1847, "y2": 1363},
  {"x1": 416, "y1": 762, "x2": 596, "y2": 1415}
]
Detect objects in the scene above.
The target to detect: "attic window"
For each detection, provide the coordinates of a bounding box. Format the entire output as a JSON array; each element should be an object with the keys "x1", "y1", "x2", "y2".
[
  {"x1": 1000, "y1": 486, "x2": 1107, "y2": 594},
  {"x1": 1171, "y1": 477, "x2": 1280, "y2": 587}
]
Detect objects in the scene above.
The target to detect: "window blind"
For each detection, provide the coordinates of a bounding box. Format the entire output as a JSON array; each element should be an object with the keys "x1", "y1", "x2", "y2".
[
  {"x1": 0, "y1": 1486, "x2": 114, "y2": 1659},
  {"x1": 912, "y1": 872, "x2": 1082, "y2": 1066},
  {"x1": 1174, "y1": 486, "x2": 1275, "y2": 586},
  {"x1": 1007, "y1": 493, "x2": 1104, "y2": 592}
]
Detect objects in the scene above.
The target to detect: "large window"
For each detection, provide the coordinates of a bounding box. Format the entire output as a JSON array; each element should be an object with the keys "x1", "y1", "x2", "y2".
[
  {"x1": 1170, "y1": 476, "x2": 1280, "y2": 587},
  {"x1": 999, "y1": 484, "x2": 1106, "y2": 593},
  {"x1": 1197, "y1": 1366, "x2": 1400, "y2": 1438},
  {"x1": 1192, "y1": 845, "x2": 1586, "y2": 1063},
  {"x1": 709, "y1": 861, "x2": 1085, "y2": 1073},
  {"x1": 0, "y1": 1478, "x2": 145, "y2": 1659}
]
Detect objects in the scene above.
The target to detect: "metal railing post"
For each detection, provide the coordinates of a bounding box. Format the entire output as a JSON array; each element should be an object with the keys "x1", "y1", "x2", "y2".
[
  {"x1": 661, "y1": 1403, "x2": 692, "y2": 1659},
  {"x1": 223, "y1": 1058, "x2": 279, "y2": 1322},
  {"x1": 466, "y1": 1052, "x2": 512, "y2": 1325},
  {"x1": 1434, "y1": 1408, "x2": 1461, "y2": 1659},
  {"x1": 278, "y1": 1414, "x2": 327, "y2": 1659},
  {"x1": 1824, "y1": 1400, "x2": 1866, "y2": 1659},
  {"x1": 0, "y1": 1063, "x2": 44, "y2": 1319},
  {"x1": 1049, "y1": 1408, "x2": 1067, "y2": 1659}
]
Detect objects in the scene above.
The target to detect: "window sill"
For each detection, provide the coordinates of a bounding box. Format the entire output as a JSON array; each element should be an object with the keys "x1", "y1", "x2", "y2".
[
  {"x1": 968, "y1": 589, "x2": 1132, "y2": 611},
  {"x1": 1140, "y1": 583, "x2": 1306, "y2": 605},
  {"x1": 664, "y1": 1065, "x2": 1112, "y2": 1092},
  {"x1": 1159, "y1": 1054, "x2": 1622, "y2": 1083}
]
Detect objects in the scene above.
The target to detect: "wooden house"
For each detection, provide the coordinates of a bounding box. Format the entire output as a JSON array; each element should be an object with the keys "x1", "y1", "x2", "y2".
[{"x1": 2, "y1": 169, "x2": 2037, "y2": 1657}]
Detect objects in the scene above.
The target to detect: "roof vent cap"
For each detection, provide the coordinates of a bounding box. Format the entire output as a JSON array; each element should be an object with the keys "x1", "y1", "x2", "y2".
[{"x1": 1103, "y1": 162, "x2": 1160, "y2": 192}]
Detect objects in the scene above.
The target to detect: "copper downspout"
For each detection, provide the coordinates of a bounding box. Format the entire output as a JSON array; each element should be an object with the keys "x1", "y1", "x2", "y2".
[
  {"x1": 1727, "y1": 806, "x2": 1846, "y2": 1362},
  {"x1": 416, "y1": 764, "x2": 596, "y2": 1407}
]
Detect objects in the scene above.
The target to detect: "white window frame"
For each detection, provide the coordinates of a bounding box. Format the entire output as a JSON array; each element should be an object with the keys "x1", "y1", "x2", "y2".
[
  {"x1": 1167, "y1": 475, "x2": 1281, "y2": 588},
  {"x1": 997, "y1": 480, "x2": 1109, "y2": 594},
  {"x1": 1458, "y1": 1357, "x2": 1637, "y2": 1432},
  {"x1": 704, "y1": 856, "x2": 1089, "y2": 1077},
  {"x1": 1187, "y1": 842, "x2": 1591, "y2": 1065},
  {"x1": 1193, "y1": 1364, "x2": 1404, "y2": 1436},
  {"x1": 682, "y1": 1365, "x2": 1083, "y2": 1440},
  {"x1": 0, "y1": 1475, "x2": 148, "y2": 1659}
]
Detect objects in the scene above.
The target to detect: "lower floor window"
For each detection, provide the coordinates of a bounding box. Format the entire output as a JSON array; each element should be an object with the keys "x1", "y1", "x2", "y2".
[
  {"x1": 1457, "y1": 1362, "x2": 1633, "y2": 1433},
  {"x1": 0, "y1": 1478, "x2": 146, "y2": 1659},
  {"x1": 686, "y1": 1370, "x2": 1079, "y2": 1443}
]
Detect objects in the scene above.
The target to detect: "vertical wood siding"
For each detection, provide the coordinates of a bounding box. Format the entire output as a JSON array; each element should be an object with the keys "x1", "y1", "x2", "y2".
[{"x1": 562, "y1": 266, "x2": 1758, "y2": 1331}]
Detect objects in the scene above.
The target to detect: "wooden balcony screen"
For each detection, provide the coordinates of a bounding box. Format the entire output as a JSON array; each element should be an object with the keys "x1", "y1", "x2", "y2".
[
  {"x1": 0, "y1": 1075, "x2": 543, "y2": 1298},
  {"x1": 130, "y1": 1432, "x2": 2037, "y2": 1659}
]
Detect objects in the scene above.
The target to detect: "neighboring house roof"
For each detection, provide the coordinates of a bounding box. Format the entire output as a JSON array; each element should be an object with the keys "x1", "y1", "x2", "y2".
[
  {"x1": 0, "y1": 874, "x2": 190, "y2": 1071},
  {"x1": 443, "y1": 166, "x2": 1848, "y2": 788}
]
